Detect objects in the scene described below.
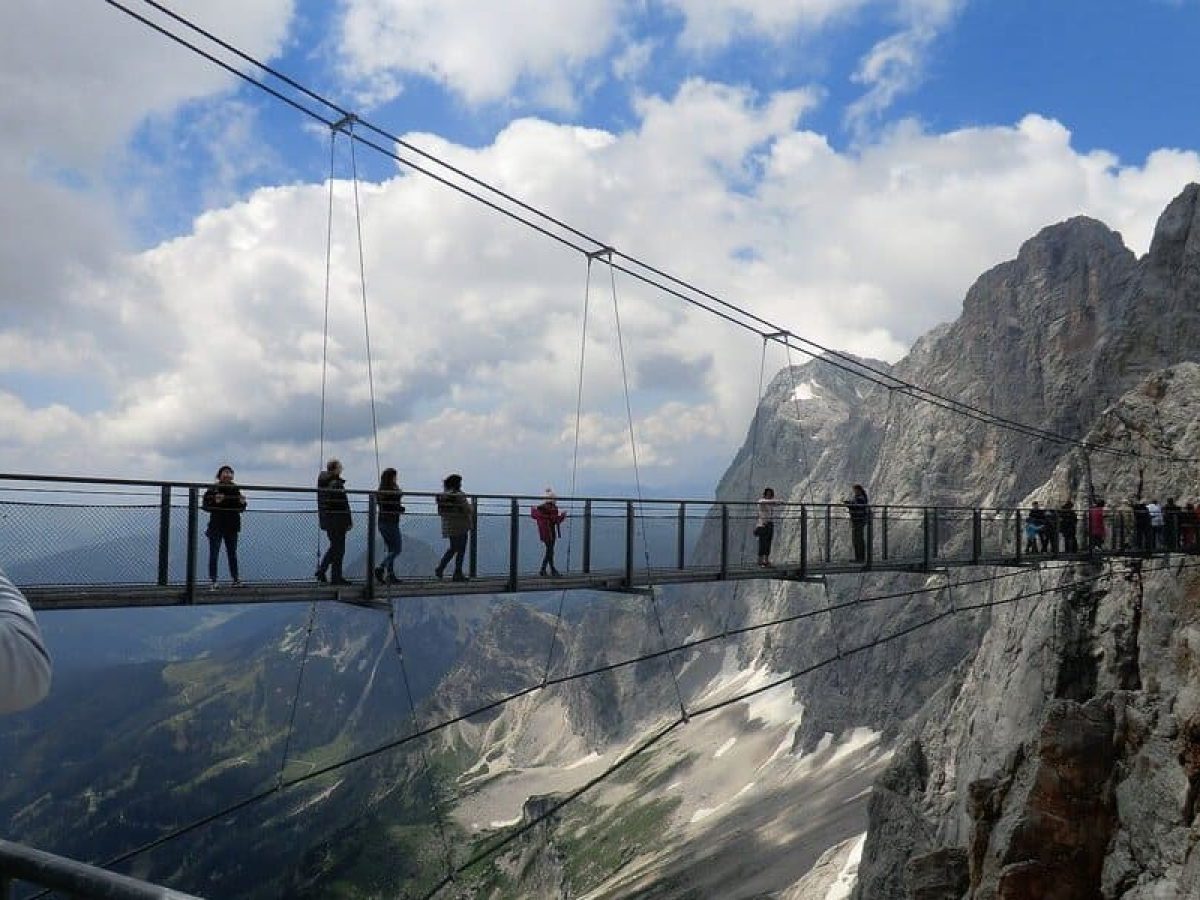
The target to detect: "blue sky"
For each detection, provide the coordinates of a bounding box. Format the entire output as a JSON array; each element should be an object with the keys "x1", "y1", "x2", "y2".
[{"x1": 3, "y1": 0, "x2": 1200, "y2": 495}]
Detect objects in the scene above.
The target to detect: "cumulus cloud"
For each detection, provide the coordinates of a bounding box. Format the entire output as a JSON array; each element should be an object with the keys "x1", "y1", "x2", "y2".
[
  {"x1": 843, "y1": 0, "x2": 966, "y2": 136},
  {"x1": 4, "y1": 74, "x2": 1199, "y2": 498},
  {"x1": 665, "y1": 0, "x2": 873, "y2": 49},
  {"x1": 336, "y1": 0, "x2": 624, "y2": 108}
]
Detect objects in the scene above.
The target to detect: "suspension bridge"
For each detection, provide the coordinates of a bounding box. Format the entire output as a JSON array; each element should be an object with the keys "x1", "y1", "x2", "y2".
[
  {"x1": 5, "y1": 472, "x2": 1180, "y2": 613},
  {"x1": 6, "y1": 3, "x2": 1200, "y2": 899}
]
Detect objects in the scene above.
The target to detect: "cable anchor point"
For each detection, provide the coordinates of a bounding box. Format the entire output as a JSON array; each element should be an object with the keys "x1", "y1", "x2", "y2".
[{"x1": 331, "y1": 113, "x2": 358, "y2": 133}]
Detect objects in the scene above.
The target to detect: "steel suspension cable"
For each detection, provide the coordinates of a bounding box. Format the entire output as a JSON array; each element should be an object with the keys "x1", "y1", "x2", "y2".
[
  {"x1": 542, "y1": 256, "x2": 594, "y2": 684},
  {"x1": 606, "y1": 258, "x2": 689, "y2": 721},
  {"x1": 347, "y1": 122, "x2": 383, "y2": 477}
]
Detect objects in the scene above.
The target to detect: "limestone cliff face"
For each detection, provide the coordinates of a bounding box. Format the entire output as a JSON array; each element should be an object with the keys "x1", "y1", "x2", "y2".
[
  {"x1": 675, "y1": 184, "x2": 1200, "y2": 756},
  {"x1": 853, "y1": 363, "x2": 1200, "y2": 899}
]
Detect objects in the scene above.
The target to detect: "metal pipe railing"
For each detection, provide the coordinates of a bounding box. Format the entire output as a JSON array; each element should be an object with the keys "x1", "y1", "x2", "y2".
[{"x1": 0, "y1": 839, "x2": 203, "y2": 900}]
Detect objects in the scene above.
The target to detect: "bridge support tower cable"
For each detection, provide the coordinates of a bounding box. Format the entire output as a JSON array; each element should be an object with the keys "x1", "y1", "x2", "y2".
[
  {"x1": 722, "y1": 335, "x2": 771, "y2": 636},
  {"x1": 541, "y1": 255, "x2": 595, "y2": 685},
  {"x1": 606, "y1": 258, "x2": 689, "y2": 723}
]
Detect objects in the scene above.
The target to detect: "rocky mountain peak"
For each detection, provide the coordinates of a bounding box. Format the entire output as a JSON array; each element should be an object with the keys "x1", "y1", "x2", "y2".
[{"x1": 1146, "y1": 181, "x2": 1200, "y2": 272}]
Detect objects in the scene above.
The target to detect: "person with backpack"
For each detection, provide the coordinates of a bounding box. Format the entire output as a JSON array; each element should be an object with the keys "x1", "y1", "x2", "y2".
[
  {"x1": 531, "y1": 489, "x2": 567, "y2": 577},
  {"x1": 315, "y1": 459, "x2": 353, "y2": 585},
  {"x1": 202, "y1": 464, "x2": 247, "y2": 587},
  {"x1": 374, "y1": 468, "x2": 405, "y2": 584},
  {"x1": 844, "y1": 484, "x2": 870, "y2": 563},
  {"x1": 754, "y1": 487, "x2": 776, "y2": 567},
  {"x1": 435, "y1": 473, "x2": 472, "y2": 581},
  {"x1": 1147, "y1": 499, "x2": 1164, "y2": 550}
]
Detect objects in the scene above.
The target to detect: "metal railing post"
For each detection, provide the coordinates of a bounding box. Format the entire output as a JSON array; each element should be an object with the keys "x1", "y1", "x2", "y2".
[
  {"x1": 508, "y1": 498, "x2": 520, "y2": 592},
  {"x1": 799, "y1": 504, "x2": 808, "y2": 577},
  {"x1": 1015, "y1": 510, "x2": 1023, "y2": 562},
  {"x1": 972, "y1": 509, "x2": 982, "y2": 563},
  {"x1": 185, "y1": 487, "x2": 199, "y2": 603},
  {"x1": 719, "y1": 503, "x2": 729, "y2": 579},
  {"x1": 865, "y1": 508, "x2": 874, "y2": 569},
  {"x1": 677, "y1": 502, "x2": 686, "y2": 570},
  {"x1": 625, "y1": 501, "x2": 635, "y2": 587},
  {"x1": 157, "y1": 484, "x2": 172, "y2": 586},
  {"x1": 922, "y1": 507, "x2": 932, "y2": 570},
  {"x1": 824, "y1": 504, "x2": 832, "y2": 563},
  {"x1": 931, "y1": 507, "x2": 940, "y2": 559},
  {"x1": 365, "y1": 494, "x2": 377, "y2": 602},
  {"x1": 881, "y1": 505, "x2": 889, "y2": 561},
  {"x1": 582, "y1": 500, "x2": 592, "y2": 574},
  {"x1": 468, "y1": 496, "x2": 479, "y2": 578}
]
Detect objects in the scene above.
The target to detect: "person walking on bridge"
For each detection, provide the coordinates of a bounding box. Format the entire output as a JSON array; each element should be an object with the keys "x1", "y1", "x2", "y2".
[
  {"x1": 1088, "y1": 499, "x2": 1107, "y2": 552},
  {"x1": 844, "y1": 484, "x2": 870, "y2": 563},
  {"x1": 316, "y1": 459, "x2": 353, "y2": 585},
  {"x1": 1059, "y1": 500, "x2": 1079, "y2": 553},
  {"x1": 1148, "y1": 499, "x2": 1164, "y2": 550},
  {"x1": 754, "y1": 487, "x2": 776, "y2": 567},
  {"x1": 1027, "y1": 501, "x2": 1048, "y2": 554},
  {"x1": 0, "y1": 567, "x2": 51, "y2": 715},
  {"x1": 435, "y1": 473, "x2": 472, "y2": 582},
  {"x1": 532, "y1": 489, "x2": 567, "y2": 577},
  {"x1": 203, "y1": 464, "x2": 246, "y2": 588},
  {"x1": 374, "y1": 468, "x2": 405, "y2": 584}
]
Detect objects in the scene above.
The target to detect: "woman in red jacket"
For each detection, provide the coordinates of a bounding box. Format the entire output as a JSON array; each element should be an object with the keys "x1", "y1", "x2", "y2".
[{"x1": 531, "y1": 489, "x2": 567, "y2": 577}]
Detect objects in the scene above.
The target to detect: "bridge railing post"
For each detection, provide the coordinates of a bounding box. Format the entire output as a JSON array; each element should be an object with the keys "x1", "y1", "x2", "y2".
[
  {"x1": 799, "y1": 504, "x2": 807, "y2": 577},
  {"x1": 625, "y1": 501, "x2": 635, "y2": 587},
  {"x1": 972, "y1": 509, "x2": 982, "y2": 563},
  {"x1": 881, "y1": 505, "x2": 889, "y2": 561},
  {"x1": 719, "y1": 503, "x2": 729, "y2": 580},
  {"x1": 468, "y1": 495, "x2": 479, "y2": 578},
  {"x1": 365, "y1": 494, "x2": 377, "y2": 602},
  {"x1": 824, "y1": 504, "x2": 832, "y2": 563},
  {"x1": 157, "y1": 484, "x2": 171, "y2": 587},
  {"x1": 508, "y1": 498, "x2": 520, "y2": 592},
  {"x1": 185, "y1": 487, "x2": 199, "y2": 604},
  {"x1": 931, "y1": 507, "x2": 940, "y2": 559},
  {"x1": 677, "y1": 502, "x2": 686, "y2": 570},
  {"x1": 1015, "y1": 509, "x2": 1023, "y2": 562},
  {"x1": 922, "y1": 507, "x2": 932, "y2": 570},
  {"x1": 582, "y1": 500, "x2": 592, "y2": 574},
  {"x1": 870, "y1": 507, "x2": 877, "y2": 568}
]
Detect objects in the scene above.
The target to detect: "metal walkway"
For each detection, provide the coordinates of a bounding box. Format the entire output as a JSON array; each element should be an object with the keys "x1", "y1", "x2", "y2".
[{"x1": 2, "y1": 473, "x2": 1178, "y2": 611}]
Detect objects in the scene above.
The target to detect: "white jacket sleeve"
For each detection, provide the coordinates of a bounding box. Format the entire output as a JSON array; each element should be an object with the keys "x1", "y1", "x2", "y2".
[{"x1": 0, "y1": 567, "x2": 51, "y2": 714}]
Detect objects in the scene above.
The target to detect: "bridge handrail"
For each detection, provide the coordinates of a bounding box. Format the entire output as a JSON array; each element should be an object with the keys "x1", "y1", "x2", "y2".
[
  {"x1": 0, "y1": 472, "x2": 1059, "y2": 513},
  {"x1": 0, "y1": 838, "x2": 203, "y2": 899}
]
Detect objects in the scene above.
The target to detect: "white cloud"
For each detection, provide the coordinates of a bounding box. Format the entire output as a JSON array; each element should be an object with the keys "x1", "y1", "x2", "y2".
[
  {"x1": 3, "y1": 75, "x2": 1199, "y2": 496},
  {"x1": 845, "y1": 0, "x2": 967, "y2": 137},
  {"x1": 336, "y1": 0, "x2": 624, "y2": 108},
  {"x1": 665, "y1": 0, "x2": 873, "y2": 49}
]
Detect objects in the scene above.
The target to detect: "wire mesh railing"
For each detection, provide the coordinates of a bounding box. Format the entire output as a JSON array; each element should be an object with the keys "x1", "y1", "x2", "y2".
[{"x1": 2, "y1": 474, "x2": 1189, "y2": 604}]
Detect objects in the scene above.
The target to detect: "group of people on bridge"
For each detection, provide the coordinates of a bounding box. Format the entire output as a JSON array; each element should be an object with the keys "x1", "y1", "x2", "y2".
[{"x1": 202, "y1": 461, "x2": 569, "y2": 587}]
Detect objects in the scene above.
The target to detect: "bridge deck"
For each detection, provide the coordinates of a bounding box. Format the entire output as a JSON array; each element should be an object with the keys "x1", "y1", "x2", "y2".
[{"x1": 24, "y1": 551, "x2": 1140, "y2": 611}]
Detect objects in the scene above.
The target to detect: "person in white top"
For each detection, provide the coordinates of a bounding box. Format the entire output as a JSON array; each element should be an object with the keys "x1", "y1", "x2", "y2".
[
  {"x1": 1147, "y1": 499, "x2": 1164, "y2": 550},
  {"x1": 0, "y1": 567, "x2": 51, "y2": 714},
  {"x1": 755, "y1": 487, "x2": 777, "y2": 567}
]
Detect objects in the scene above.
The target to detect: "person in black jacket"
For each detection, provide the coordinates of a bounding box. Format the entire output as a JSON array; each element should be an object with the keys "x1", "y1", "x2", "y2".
[
  {"x1": 374, "y1": 468, "x2": 405, "y2": 584},
  {"x1": 1059, "y1": 500, "x2": 1079, "y2": 553},
  {"x1": 844, "y1": 484, "x2": 870, "y2": 563},
  {"x1": 202, "y1": 465, "x2": 246, "y2": 587},
  {"x1": 316, "y1": 459, "x2": 353, "y2": 585}
]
